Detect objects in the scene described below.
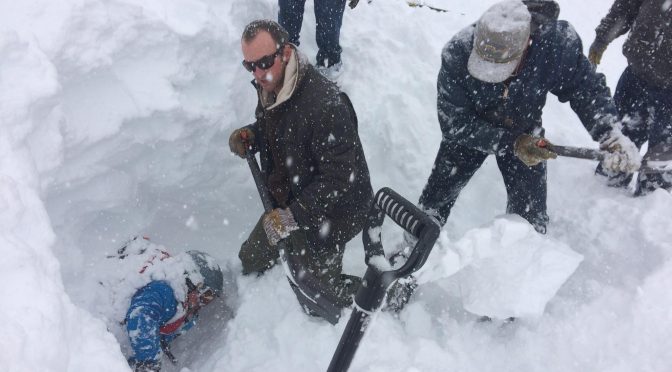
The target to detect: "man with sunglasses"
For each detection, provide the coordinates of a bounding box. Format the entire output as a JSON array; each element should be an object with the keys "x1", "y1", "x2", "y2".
[
  {"x1": 124, "y1": 248, "x2": 224, "y2": 372},
  {"x1": 230, "y1": 20, "x2": 373, "y2": 318},
  {"x1": 413, "y1": 0, "x2": 640, "y2": 238}
]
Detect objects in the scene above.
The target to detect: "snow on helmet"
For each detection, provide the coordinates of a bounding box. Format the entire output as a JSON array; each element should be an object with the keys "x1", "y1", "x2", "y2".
[{"x1": 186, "y1": 250, "x2": 224, "y2": 295}]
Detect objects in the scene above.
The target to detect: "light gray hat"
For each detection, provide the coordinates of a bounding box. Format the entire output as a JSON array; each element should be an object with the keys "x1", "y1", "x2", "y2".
[{"x1": 467, "y1": 0, "x2": 531, "y2": 83}]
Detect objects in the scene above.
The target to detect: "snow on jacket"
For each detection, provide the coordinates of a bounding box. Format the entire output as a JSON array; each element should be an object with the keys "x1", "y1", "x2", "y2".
[
  {"x1": 125, "y1": 280, "x2": 196, "y2": 362},
  {"x1": 594, "y1": 0, "x2": 672, "y2": 89},
  {"x1": 438, "y1": 20, "x2": 618, "y2": 153},
  {"x1": 246, "y1": 47, "x2": 374, "y2": 247}
]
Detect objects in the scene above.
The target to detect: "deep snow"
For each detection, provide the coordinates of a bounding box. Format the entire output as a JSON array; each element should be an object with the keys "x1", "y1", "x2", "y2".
[{"x1": 1, "y1": 0, "x2": 671, "y2": 371}]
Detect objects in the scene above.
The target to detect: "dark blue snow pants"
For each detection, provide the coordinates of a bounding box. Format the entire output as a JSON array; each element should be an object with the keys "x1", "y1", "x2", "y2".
[
  {"x1": 418, "y1": 141, "x2": 549, "y2": 233},
  {"x1": 615, "y1": 66, "x2": 672, "y2": 193},
  {"x1": 278, "y1": 0, "x2": 347, "y2": 67}
]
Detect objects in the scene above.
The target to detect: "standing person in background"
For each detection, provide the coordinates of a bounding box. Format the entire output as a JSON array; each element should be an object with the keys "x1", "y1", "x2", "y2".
[
  {"x1": 589, "y1": 0, "x2": 672, "y2": 195},
  {"x1": 413, "y1": 0, "x2": 640, "y2": 236},
  {"x1": 279, "y1": 0, "x2": 360, "y2": 79}
]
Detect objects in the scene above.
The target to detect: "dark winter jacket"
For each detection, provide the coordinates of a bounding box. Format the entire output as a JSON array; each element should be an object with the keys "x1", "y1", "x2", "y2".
[
  {"x1": 126, "y1": 281, "x2": 195, "y2": 363},
  {"x1": 594, "y1": 0, "x2": 672, "y2": 89},
  {"x1": 247, "y1": 49, "x2": 373, "y2": 247},
  {"x1": 438, "y1": 20, "x2": 618, "y2": 153}
]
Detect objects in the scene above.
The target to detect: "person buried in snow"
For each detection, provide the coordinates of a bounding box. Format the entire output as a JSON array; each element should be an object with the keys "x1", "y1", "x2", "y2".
[{"x1": 121, "y1": 237, "x2": 225, "y2": 372}]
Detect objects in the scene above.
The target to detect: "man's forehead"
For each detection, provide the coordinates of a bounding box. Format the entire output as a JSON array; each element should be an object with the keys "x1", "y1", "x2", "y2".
[{"x1": 243, "y1": 31, "x2": 277, "y2": 52}]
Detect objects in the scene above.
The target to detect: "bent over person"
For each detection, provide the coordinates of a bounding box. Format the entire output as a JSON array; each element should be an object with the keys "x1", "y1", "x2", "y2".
[
  {"x1": 416, "y1": 0, "x2": 640, "y2": 234},
  {"x1": 589, "y1": 0, "x2": 672, "y2": 194},
  {"x1": 230, "y1": 20, "x2": 373, "y2": 315}
]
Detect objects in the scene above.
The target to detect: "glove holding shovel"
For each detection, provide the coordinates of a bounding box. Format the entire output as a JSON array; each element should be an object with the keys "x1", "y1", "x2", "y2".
[
  {"x1": 262, "y1": 208, "x2": 299, "y2": 246},
  {"x1": 543, "y1": 129, "x2": 650, "y2": 174},
  {"x1": 228, "y1": 127, "x2": 256, "y2": 157},
  {"x1": 512, "y1": 129, "x2": 671, "y2": 190},
  {"x1": 513, "y1": 134, "x2": 558, "y2": 166},
  {"x1": 513, "y1": 130, "x2": 648, "y2": 174},
  {"x1": 597, "y1": 130, "x2": 641, "y2": 174}
]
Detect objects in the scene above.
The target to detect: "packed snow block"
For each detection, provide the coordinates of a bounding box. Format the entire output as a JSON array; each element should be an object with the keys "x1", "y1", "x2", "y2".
[{"x1": 451, "y1": 216, "x2": 583, "y2": 319}]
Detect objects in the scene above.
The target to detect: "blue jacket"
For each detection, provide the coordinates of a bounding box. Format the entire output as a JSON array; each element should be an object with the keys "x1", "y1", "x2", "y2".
[
  {"x1": 438, "y1": 20, "x2": 617, "y2": 153},
  {"x1": 125, "y1": 281, "x2": 196, "y2": 363}
]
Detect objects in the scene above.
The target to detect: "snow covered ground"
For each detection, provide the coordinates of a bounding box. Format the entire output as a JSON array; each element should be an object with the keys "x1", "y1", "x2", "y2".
[{"x1": 2, "y1": 0, "x2": 671, "y2": 371}]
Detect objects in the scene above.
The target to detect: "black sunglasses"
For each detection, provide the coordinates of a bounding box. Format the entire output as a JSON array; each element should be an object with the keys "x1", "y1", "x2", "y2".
[{"x1": 242, "y1": 46, "x2": 283, "y2": 72}]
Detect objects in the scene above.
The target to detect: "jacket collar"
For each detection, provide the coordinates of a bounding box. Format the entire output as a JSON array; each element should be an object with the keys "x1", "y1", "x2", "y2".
[{"x1": 251, "y1": 46, "x2": 306, "y2": 111}]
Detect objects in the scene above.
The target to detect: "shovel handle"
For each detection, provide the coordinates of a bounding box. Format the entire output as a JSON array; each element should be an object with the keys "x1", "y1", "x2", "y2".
[
  {"x1": 245, "y1": 153, "x2": 274, "y2": 212},
  {"x1": 373, "y1": 188, "x2": 429, "y2": 238},
  {"x1": 547, "y1": 144, "x2": 605, "y2": 161},
  {"x1": 372, "y1": 188, "x2": 441, "y2": 279},
  {"x1": 548, "y1": 144, "x2": 671, "y2": 174}
]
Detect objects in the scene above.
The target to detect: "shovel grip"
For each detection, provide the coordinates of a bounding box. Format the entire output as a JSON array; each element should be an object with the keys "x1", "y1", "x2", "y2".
[
  {"x1": 374, "y1": 188, "x2": 425, "y2": 238},
  {"x1": 359, "y1": 188, "x2": 440, "y2": 310},
  {"x1": 363, "y1": 187, "x2": 440, "y2": 263},
  {"x1": 548, "y1": 144, "x2": 605, "y2": 161}
]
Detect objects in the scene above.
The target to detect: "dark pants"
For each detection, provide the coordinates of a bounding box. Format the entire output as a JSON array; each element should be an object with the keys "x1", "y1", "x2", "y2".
[
  {"x1": 239, "y1": 215, "x2": 358, "y2": 308},
  {"x1": 278, "y1": 0, "x2": 346, "y2": 67},
  {"x1": 419, "y1": 141, "x2": 549, "y2": 233},
  {"x1": 614, "y1": 66, "x2": 672, "y2": 193}
]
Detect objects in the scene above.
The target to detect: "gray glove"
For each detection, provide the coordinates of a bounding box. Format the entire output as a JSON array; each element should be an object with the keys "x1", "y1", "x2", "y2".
[
  {"x1": 514, "y1": 134, "x2": 557, "y2": 166},
  {"x1": 262, "y1": 208, "x2": 299, "y2": 246},
  {"x1": 599, "y1": 130, "x2": 641, "y2": 174}
]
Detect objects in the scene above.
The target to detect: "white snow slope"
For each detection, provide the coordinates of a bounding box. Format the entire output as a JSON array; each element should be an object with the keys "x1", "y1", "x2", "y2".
[{"x1": 2, "y1": 0, "x2": 671, "y2": 371}]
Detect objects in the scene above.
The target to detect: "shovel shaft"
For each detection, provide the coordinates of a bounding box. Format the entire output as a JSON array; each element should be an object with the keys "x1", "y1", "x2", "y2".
[
  {"x1": 327, "y1": 309, "x2": 370, "y2": 372},
  {"x1": 549, "y1": 144, "x2": 671, "y2": 174},
  {"x1": 245, "y1": 154, "x2": 274, "y2": 212},
  {"x1": 548, "y1": 144, "x2": 604, "y2": 161}
]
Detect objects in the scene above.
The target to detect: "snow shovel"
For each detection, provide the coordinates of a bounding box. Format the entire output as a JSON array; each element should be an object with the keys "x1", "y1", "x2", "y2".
[
  {"x1": 546, "y1": 143, "x2": 672, "y2": 174},
  {"x1": 245, "y1": 152, "x2": 344, "y2": 325},
  {"x1": 327, "y1": 187, "x2": 441, "y2": 372}
]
